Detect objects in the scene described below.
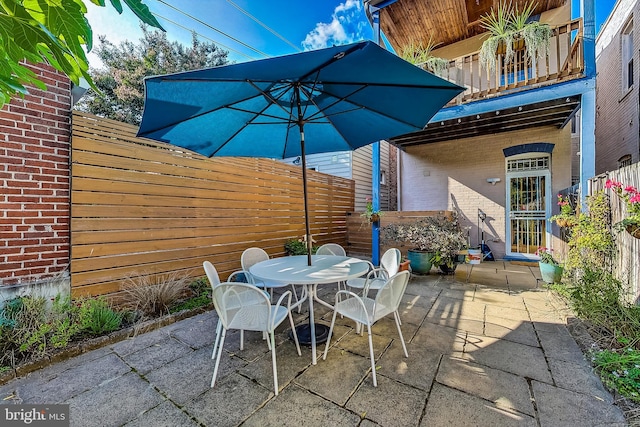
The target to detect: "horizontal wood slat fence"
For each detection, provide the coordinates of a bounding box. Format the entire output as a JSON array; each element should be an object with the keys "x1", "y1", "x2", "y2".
[
  {"x1": 590, "y1": 164, "x2": 640, "y2": 303},
  {"x1": 71, "y1": 112, "x2": 354, "y2": 298},
  {"x1": 346, "y1": 210, "x2": 452, "y2": 258}
]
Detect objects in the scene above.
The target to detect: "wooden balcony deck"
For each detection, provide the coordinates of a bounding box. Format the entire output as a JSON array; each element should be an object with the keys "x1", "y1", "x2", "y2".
[{"x1": 441, "y1": 19, "x2": 584, "y2": 106}]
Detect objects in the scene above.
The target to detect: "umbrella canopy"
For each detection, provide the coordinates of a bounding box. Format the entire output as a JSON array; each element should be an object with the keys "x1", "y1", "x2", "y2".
[{"x1": 137, "y1": 40, "x2": 464, "y2": 264}]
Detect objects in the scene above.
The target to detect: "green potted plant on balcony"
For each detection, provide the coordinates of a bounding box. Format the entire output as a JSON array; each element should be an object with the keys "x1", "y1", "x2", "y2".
[
  {"x1": 400, "y1": 38, "x2": 450, "y2": 78},
  {"x1": 478, "y1": 1, "x2": 553, "y2": 72}
]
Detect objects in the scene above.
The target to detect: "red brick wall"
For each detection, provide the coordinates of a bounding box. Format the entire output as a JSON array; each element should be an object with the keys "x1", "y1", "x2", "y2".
[{"x1": 1, "y1": 63, "x2": 72, "y2": 285}]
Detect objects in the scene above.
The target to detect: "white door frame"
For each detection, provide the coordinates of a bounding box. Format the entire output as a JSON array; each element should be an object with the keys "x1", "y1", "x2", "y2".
[{"x1": 505, "y1": 153, "x2": 552, "y2": 259}]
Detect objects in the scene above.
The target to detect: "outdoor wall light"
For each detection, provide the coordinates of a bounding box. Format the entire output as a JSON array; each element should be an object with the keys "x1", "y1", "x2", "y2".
[{"x1": 486, "y1": 178, "x2": 501, "y2": 185}]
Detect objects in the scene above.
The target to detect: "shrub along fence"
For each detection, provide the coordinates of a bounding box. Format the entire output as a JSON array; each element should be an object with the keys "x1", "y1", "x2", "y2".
[
  {"x1": 589, "y1": 163, "x2": 640, "y2": 303},
  {"x1": 71, "y1": 112, "x2": 354, "y2": 299},
  {"x1": 346, "y1": 210, "x2": 452, "y2": 257}
]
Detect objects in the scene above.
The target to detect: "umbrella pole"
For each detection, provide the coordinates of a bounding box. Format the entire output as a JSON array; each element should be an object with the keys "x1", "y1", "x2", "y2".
[
  {"x1": 295, "y1": 85, "x2": 313, "y2": 266},
  {"x1": 300, "y1": 140, "x2": 312, "y2": 266}
]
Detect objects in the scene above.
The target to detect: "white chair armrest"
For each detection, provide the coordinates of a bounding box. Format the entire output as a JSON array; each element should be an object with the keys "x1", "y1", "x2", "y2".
[{"x1": 272, "y1": 290, "x2": 293, "y2": 329}]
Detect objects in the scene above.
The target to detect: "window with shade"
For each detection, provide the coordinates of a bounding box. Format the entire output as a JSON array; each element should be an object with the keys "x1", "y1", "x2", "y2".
[{"x1": 622, "y1": 19, "x2": 634, "y2": 91}]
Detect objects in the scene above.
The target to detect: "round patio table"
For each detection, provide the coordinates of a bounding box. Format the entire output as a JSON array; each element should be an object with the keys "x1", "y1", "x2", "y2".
[{"x1": 249, "y1": 255, "x2": 369, "y2": 365}]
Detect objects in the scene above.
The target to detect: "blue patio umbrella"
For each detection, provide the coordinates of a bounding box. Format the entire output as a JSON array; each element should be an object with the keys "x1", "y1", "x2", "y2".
[{"x1": 137, "y1": 41, "x2": 463, "y2": 265}]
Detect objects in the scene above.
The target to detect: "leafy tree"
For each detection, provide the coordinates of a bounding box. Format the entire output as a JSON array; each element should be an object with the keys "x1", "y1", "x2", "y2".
[
  {"x1": 75, "y1": 26, "x2": 229, "y2": 125},
  {"x1": 0, "y1": 0, "x2": 163, "y2": 108}
]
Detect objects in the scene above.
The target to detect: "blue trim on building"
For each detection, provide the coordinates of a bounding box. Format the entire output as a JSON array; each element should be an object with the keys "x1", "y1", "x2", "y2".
[
  {"x1": 432, "y1": 77, "x2": 594, "y2": 122},
  {"x1": 503, "y1": 143, "x2": 555, "y2": 157}
]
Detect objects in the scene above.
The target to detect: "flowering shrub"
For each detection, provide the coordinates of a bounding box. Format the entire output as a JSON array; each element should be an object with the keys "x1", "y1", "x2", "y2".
[
  {"x1": 549, "y1": 194, "x2": 577, "y2": 227},
  {"x1": 605, "y1": 179, "x2": 640, "y2": 231},
  {"x1": 536, "y1": 247, "x2": 559, "y2": 266},
  {"x1": 381, "y1": 212, "x2": 467, "y2": 266}
]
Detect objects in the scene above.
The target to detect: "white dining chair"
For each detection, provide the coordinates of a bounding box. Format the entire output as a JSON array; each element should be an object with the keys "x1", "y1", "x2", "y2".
[
  {"x1": 316, "y1": 243, "x2": 346, "y2": 256},
  {"x1": 346, "y1": 247, "x2": 401, "y2": 297},
  {"x1": 241, "y1": 247, "x2": 301, "y2": 308},
  {"x1": 316, "y1": 243, "x2": 348, "y2": 296},
  {"x1": 323, "y1": 270, "x2": 410, "y2": 387},
  {"x1": 210, "y1": 282, "x2": 301, "y2": 396}
]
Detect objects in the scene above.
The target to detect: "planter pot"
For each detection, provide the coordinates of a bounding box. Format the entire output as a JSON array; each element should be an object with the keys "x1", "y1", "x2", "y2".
[
  {"x1": 406, "y1": 249, "x2": 433, "y2": 275},
  {"x1": 467, "y1": 248, "x2": 482, "y2": 265},
  {"x1": 399, "y1": 260, "x2": 411, "y2": 272},
  {"x1": 538, "y1": 262, "x2": 563, "y2": 284},
  {"x1": 439, "y1": 264, "x2": 457, "y2": 275},
  {"x1": 626, "y1": 224, "x2": 640, "y2": 239},
  {"x1": 555, "y1": 218, "x2": 573, "y2": 228},
  {"x1": 369, "y1": 213, "x2": 380, "y2": 223},
  {"x1": 439, "y1": 254, "x2": 466, "y2": 275}
]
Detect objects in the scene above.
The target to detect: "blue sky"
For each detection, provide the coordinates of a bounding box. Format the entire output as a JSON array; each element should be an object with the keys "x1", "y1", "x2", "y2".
[{"x1": 86, "y1": 0, "x2": 615, "y2": 68}]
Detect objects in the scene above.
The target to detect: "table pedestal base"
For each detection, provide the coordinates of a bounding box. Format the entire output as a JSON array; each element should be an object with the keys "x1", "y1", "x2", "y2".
[{"x1": 290, "y1": 323, "x2": 329, "y2": 346}]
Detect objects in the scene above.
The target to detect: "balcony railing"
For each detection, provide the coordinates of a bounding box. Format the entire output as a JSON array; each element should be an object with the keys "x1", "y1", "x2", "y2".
[{"x1": 440, "y1": 18, "x2": 584, "y2": 106}]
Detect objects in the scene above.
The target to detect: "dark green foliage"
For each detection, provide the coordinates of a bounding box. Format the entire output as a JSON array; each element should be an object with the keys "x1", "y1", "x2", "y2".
[
  {"x1": 565, "y1": 191, "x2": 615, "y2": 273},
  {"x1": 79, "y1": 298, "x2": 123, "y2": 335},
  {"x1": 169, "y1": 277, "x2": 213, "y2": 313},
  {"x1": 75, "y1": 26, "x2": 229, "y2": 125},
  {"x1": 1, "y1": 0, "x2": 162, "y2": 107},
  {"x1": 0, "y1": 295, "x2": 124, "y2": 367},
  {"x1": 284, "y1": 239, "x2": 318, "y2": 256},
  {"x1": 592, "y1": 348, "x2": 640, "y2": 403}
]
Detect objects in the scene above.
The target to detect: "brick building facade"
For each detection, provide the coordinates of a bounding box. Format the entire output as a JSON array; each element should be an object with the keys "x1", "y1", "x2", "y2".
[{"x1": 1, "y1": 63, "x2": 72, "y2": 289}]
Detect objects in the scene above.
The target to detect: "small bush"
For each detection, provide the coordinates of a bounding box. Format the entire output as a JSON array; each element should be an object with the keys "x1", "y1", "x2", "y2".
[
  {"x1": 592, "y1": 348, "x2": 640, "y2": 403},
  {"x1": 79, "y1": 298, "x2": 122, "y2": 335},
  {"x1": 284, "y1": 239, "x2": 318, "y2": 256},
  {"x1": 169, "y1": 277, "x2": 213, "y2": 313}
]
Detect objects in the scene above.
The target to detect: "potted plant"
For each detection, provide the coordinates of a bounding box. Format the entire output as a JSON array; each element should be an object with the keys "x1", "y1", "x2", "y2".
[
  {"x1": 535, "y1": 246, "x2": 563, "y2": 283},
  {"x1": 478, "y1": 1, "x2": 553, "y2": 73},
  {"x1": 381, "y1": 212, "x2": 467, "y2": 275},
  {"x1": 605, "y1": 179, "x2": 640, "y2": 238},
  {"x1": 361, "y1": 197, "x2": 384, "y2": 225},
  {"x1": 284, "y1": 237, "x2": 318, "y2": 255},
  {"x1": 400, "y1": 38, "x2": 450, "y2": 78},
  {"x1": 549, "y1": 194, "x2": 578, "y2": 228}
]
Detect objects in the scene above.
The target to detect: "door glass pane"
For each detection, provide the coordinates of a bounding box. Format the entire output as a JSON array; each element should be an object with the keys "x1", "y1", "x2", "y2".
[{"x1": 508, "y1": 174, "x2": 547, "y2": 255}]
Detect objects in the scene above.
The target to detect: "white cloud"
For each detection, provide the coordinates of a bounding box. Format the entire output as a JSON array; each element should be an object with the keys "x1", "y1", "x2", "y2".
[{"x1": 302, "y1": 0, "x2": 366, "y2": 50}]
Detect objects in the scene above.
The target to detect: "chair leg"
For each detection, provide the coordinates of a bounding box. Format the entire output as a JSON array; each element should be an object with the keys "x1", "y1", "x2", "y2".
[
  {"x1": 393, "y1": 311, "x2": 409, "y2": 358},
  {"x1": 366, "y1": 324, "x2": 377, "y2": 387},
  {"x1": 322, "y1": 309, "x2": 339, "y2": 360},
  {"x1": 270, "y1": 331, "x2": 279, "y2": 396},
  {"x1": 240, "y1": 329, "x2": 244, "y2": 351},
  {"x1": 288, "y1": 311, "x2": 301, "y2": 356},
  {"x1": 211, "y1": 328, "x2": 227, "y2": 388},
  {"x1": 290, "y1": 284, "x2": 300, "y2": 310},
  {"x1": 211, "y1": 321, "x2": 222, "y2": 359}
]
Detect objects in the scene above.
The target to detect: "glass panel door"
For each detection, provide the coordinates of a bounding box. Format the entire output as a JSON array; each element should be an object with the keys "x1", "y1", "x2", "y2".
[{"x1": 507, "y1": 174, "x2": 548, "y2": 256}]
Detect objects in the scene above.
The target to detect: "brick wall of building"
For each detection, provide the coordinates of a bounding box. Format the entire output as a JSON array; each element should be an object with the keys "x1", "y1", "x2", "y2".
[
  {"x1": 1, "y1": 63, "x2": 72, "y2": 286},
  {"x1": 399, "y1": 125, "x2": 573, "y2": 259},
  {"x1": 595, "y1": 0, "x2": 639, "y2": 173}
]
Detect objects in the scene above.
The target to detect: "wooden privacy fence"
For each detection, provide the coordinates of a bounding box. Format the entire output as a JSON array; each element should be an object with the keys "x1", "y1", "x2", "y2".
[
  {"x1": 346, "y1": 210, "x2": 451, "y2": 257},
  {"x1": 590, "y1": 164, "x2": 640, "y2": 303},
  {"x1": 71, "y1": 112, "x2": 354, "y2": 298}
]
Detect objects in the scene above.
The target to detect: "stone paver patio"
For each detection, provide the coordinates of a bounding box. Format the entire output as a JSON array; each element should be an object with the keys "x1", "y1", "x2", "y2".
[{"x1": 0, "y1": 262, "x2": 627, "y2": 426}]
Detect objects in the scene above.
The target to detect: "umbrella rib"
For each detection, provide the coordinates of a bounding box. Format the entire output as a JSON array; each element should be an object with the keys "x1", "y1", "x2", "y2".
[{"x1": 299, "y1": 82, "x2": 425, "y2": 130}]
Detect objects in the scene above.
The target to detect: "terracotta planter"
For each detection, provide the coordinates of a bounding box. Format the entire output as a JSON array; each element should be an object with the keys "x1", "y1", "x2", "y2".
[
  {"x1": 399, "y1": 260, "x2": 411, "y2": 272},
  {"x1": 496, "y1": 36, "x2": 526, "y2": 55},
  {"x1": 369, "y1": 213, "x2": 380, "y2": 223}
]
